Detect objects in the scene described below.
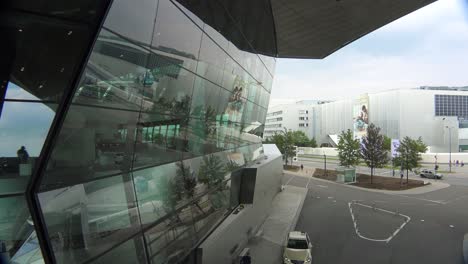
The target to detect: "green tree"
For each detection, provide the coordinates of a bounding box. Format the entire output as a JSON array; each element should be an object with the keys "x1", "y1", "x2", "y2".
[
  {"x1": 383, "y1": 135, "x2": 391, "y2": 152},
  {"x1": 361, "y1": 124, "x2": 389, "y2": 183},
  {"x1": 266, "y1": 128, "x2": 296, "y2": 166},
  {"x1": 394, "y1": 136, "x2": 427, "y2": 183},
  {"x1": 292, "y1": 131, "x2": 310, "y2": 147},
  {"x1": 176, "y1": 161, "x2": 196, "y2": 199},
  {"x1": 337, "y1": 129, "x2": 361, "y2": 168},
  {"x1": 198, "y1": 155, "x2": 226, "y2": 188},
  {"x1": 309, "y1": 137, "x2": 318, "y2": 148}
]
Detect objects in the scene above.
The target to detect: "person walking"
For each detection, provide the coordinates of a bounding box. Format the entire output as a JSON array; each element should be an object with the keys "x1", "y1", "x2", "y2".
[
  {"x1": 300, "y1": 164, "x2": 304, "y2": 171},
  {"x1": 462, "y1": 161, "x2": 465, "y2": 167},
  {"x1": 456, "y1": 160, "x2": 459, "y2": 167}
]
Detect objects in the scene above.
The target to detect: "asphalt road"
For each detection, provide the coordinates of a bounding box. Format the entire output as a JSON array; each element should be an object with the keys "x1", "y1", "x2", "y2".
[{"x1": 283, "y1": 172, "x2": 468, "y2": 264}]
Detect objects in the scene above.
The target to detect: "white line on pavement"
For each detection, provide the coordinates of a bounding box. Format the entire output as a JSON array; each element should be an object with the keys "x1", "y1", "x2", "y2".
[
  {"x1": 397, "y1": 195, "x2": 447, "y2": 205},
  {"x1": 306, "y1": 172, "x2": 312, "y2": 189},
  {"x1": 348, "y1": 201, "x2": 411, "y2": 243},
  {"x1": 285, "y1": 174, "x2": 296, "y2": 186},
  {"x1": 316, "y1": 184, "x2": 328, "y2": 188}
]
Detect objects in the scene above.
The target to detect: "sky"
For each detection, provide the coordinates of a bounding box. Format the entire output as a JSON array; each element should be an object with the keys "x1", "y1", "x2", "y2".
[{"x1": 271, "y1": 0, "x2": 468, "y2": 106}]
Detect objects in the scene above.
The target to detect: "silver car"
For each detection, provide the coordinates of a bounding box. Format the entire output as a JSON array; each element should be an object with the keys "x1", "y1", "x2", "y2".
[{"x1": 420, "y1": 169, "x2": 443, "y2": 179}]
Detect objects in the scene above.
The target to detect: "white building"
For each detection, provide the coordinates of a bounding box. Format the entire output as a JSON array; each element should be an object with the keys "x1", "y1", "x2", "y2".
[
  {"x1": 312, "y1": 86, "x2": 468, "y2": 153},
  {"x1": 264, "y1": 100, "x2": 330, "y2": 139}
]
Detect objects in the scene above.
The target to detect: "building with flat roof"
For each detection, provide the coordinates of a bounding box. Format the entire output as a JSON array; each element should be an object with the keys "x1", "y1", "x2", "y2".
[
  {"x1": 312, "y1": 87, "x2": 468, "y2": 153},
  {"x1": 264, "y1": 100, "x2": 330, "y2": 139}
]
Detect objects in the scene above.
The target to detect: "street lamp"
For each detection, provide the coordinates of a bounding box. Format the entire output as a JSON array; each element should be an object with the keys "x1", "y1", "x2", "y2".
[{"x1": 445, "y1": 125, "x2": 453, "y2": 173}]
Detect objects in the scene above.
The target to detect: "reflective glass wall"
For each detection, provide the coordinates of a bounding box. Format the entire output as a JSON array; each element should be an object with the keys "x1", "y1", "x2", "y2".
[
  {"x1": 3, "y1": 0, "x2": 276, "y2": 263},
  {"x1": 0, "y1": 1, "x2": 111, "y2": 263}
]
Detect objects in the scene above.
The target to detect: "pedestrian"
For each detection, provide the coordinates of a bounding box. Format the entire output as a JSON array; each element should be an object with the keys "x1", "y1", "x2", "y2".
[
  {"x1": 456, "y1": 160, "x2": 459, "y2": 167},
  {"x1": 462, "y1": 161, "x2": 465, "y2": 167},
  {"x1": 300, "y1": 164, "x2": 304, "y2": 171},
  {"x1": 17, "y1": 146, "x2": 29, "y2": 164},
  {"x1": 435, "y1": 164, "x2": 439, "y2": 171}
]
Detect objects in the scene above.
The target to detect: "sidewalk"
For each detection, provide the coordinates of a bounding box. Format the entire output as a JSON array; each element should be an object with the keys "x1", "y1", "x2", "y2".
[{"x1": 247, "y1": 185, "x2": 307, "y2": 264}]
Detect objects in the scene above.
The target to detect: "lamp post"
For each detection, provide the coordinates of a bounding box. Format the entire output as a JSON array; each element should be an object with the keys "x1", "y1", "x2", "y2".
[{"x1": 446, "y1": 126, "x2": 452, "y2": 173}]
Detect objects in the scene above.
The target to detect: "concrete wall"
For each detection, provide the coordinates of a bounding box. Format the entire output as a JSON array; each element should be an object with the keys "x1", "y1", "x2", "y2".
[
  {"x1": 421, "y1": 153, "x2": 468, "y2": 164},
  {"x1": 297, "y1": 147, "x2": 338, "y2": 156},
  {"x1": 199, "y1": 151, "x2": 283, "y2": 263}
]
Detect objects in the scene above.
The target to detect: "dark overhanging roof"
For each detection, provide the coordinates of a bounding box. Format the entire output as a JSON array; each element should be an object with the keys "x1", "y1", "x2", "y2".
[{"x1": 176, "y1": 0, "x2": 437, "y2": 59}]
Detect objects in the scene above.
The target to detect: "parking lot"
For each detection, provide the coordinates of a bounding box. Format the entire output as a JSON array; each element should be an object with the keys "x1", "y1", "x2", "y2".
[{"x1": 283, "y1": 172, "x2": 468, "y2": 264}]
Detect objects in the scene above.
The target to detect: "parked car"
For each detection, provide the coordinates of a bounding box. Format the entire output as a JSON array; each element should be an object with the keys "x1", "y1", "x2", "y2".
[
  {"x1": 283, "y1": 231, "x2": 313, "y2": 264},
  {"x1": 420, "y1": 169, "x2": 443, "y2": 179}
]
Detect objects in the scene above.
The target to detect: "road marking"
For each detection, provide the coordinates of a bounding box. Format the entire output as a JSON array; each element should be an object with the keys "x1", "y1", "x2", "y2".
[
  {"x1": 316, "y1": 184, "x2": 328, "y2": 188},
  {"x1": 348, "y1": 201, "x2": 411, "y2": 243},
  {"x1": 450, "y1": 225, "x2": 455, "y2": 228},
  {"x1": 398, "y1": 195, "x2": 447, "y2": 205},
  {"x1": 328, "y1": 196, "x2": 334, "y2": 199},
  {"x1": 285, "y1": 174, "x2": 296, "y2": 186},
  {"x1": 317, "y1": 196, "x2": 320, "y2": 199},
  {"x1": 447, "y1": 195, "x2": 468, "y2": 204},
  {"x1": 421, "y1": 219, "x2": 425, "y2": 222},
  {"x1": 306, "y1": 172, "x2": 312, "y2": 189}
]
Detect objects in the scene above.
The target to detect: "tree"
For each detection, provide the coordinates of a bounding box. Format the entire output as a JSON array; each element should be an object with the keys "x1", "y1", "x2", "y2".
[
  {"x1": 198, "y1": 155, "x2": 226, "y2": 188},
  {"x1": 394, "y1": 136, "x2": 427, "y2": 183},
  {"x1": 176, "y1": 161, "x2": 196, "y2": 199},
  {"x1": 361, "y1": 124, "x2": 389, "y2": 183},
  {"x1": 382, "y1": 135, "x2": 391, "y2": 152},
  {"x1": 309, "y1": 137, "x2": 318, "y2": 148},
  {"x1": 292, "y1": 131, "x2": 310, "y2": 147},
  {"x1": 337, "y1": 129, "x2": 361, "y2": 168},
  {"x1": 266, "y1": 128, "x2": 296, "y2": 166},
  {"x1": 281, "y1": 129, "x2": 296, "y2": 165}
]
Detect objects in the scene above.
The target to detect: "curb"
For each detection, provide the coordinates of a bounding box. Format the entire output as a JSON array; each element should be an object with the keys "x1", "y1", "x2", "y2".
[
  {"x1": 464, "y1": 233, "x2": 468, "y2": 264},
  {"x1": 284, "y1": 170, "x2": 450, "y2": 195},
  {"x1": 288, "y1": 186, "x2": 307, "y2": 233}
]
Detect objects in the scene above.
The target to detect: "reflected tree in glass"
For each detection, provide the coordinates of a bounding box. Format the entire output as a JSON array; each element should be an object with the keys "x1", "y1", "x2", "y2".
[{"x1": 198, "y1": 155, "x2": 225, "y2": 188}]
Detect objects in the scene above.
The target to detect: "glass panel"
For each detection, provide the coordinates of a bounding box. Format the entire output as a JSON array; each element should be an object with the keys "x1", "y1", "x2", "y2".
[
  {"x1": 191, "y1": 183, "x2": 230, "y2": 239},
  {"x1": 89, "y1": 235, "x2": 147, "y2": 264},
  {"x1": 72, "y1": 29, "x2": 151, "y2": 112},
  {"x1": 38, "y1": 174, "x2": 141, "y2": 264},
  {"x1": 0, "y1": 101, "x2": 57, "y2": 182},
  {"x1": 103, "y1": 0, "x2": 158, "y2": 45},
  {"x1": 152, "y1": 0, "x2": 202, "y2": 72},
  {"x1": 132, "y1": 113, "x2": 185, "y2": 170},
  {"x1": 196, "y1": 33, "x2": 227, "y2": 86},
  {"x1": 0, "y1": 196, "x2": 37, "y2": 262},
  {"x1": 41, "y1": 105, "x2": 140, "y2": 190},
  {"x1": 144, "y1": 213, "x2": 196, "y2": 264}
]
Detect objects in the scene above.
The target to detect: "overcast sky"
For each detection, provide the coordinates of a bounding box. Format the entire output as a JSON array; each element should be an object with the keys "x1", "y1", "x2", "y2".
[{"x1": 271, "y1": 0, "x2": 468, "y2": 106}]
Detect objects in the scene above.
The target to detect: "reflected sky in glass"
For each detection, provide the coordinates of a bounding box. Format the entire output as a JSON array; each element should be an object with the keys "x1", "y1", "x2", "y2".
[
  {"x1": 0, "y1": 100, "x2": 56, "y2": 157},
  {"x1": 5, "y1": 82, "x2": 42, "y2": 101}
]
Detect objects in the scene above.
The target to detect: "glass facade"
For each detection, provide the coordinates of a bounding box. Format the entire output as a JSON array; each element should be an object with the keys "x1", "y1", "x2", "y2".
[
  {"x1": 0, "y1": 0, "x2": 275, "y2": 263},
  {"x1": 435, "y1": 94, "x2": 468, "y2": 118}
]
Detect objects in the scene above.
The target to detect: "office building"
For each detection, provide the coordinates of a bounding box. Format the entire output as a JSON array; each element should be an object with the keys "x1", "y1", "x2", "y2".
[{"x1": 264, "y1": 100, "x2": 330, "y2": 139}]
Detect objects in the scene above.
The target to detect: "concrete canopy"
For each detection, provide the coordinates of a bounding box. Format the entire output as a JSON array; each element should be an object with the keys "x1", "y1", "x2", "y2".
[{"x1": 176, "y1": 0, "x2": 437, "y2": 59}]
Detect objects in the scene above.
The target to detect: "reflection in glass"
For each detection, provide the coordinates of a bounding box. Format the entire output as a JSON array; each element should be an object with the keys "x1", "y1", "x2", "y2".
[
  {"x1": 0, "y1": 196, "x2": 38, "y2": 263},
  {"x1": 41, "y1": 105, "x2": 140, "y2": 189},
  {"x1": 38, "y1": 174, "x2": 141, "y2": 264},
  {"x1": 152, "y1": 0, "x2": 202, "y2": 71},
  {"x1": 89, "y1": 235, "x2": 147, "y2": 264},
  {"x1": 0, "y1": 101, "x2": 56, "y2": 181}
]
